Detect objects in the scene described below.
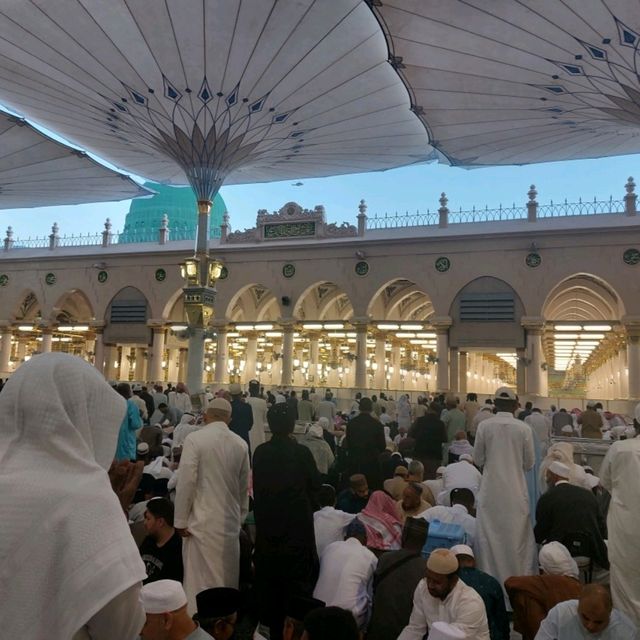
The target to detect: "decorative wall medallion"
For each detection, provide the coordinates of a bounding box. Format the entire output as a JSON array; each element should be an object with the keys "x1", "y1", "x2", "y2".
[
  {"x1": 0, "y1": 274, "x2": 8, "y2": 286},
  {"x1": 355, "y1": 260, "x2": 369, "y2": 276},
  {"x1": 623, "y1": 248, "x2": 640, "y2": 265},
  {"x1": 435, "y1": 256, "x2": 451, "y2": 273},
  {"x1": 219, "y1": 265, "x2": 229, "y2": 280},
  {"x1": 45, "y1": 272, "x2": 56, "y2": 285},
  {"x1": 525, "y1": 252, "x2": 542, "y2": 268},
  {"x1": 155, "y1": 268, "x2": 167, "y2": 282},
  {"x1": 97, "y1": 270, "x2": 109, "y2": 283},
  {"x1": 282, "y1": 263, "x2": 296, "y2": 278}
]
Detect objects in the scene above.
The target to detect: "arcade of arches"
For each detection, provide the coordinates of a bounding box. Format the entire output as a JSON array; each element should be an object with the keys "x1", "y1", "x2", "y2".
[{"x1": 1, "y1": 273, "x2": 638, "y2": 403}]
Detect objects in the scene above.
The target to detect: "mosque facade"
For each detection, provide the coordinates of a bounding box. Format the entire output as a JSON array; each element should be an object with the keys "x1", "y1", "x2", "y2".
[{"x1": 0, "y1": 183, "x2": 639, "y2": 413}]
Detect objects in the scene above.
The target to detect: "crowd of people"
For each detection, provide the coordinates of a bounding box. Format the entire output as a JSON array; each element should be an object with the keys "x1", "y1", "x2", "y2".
[{"x1": 2, "y1": 352, "x2": 639, "y2": 639}]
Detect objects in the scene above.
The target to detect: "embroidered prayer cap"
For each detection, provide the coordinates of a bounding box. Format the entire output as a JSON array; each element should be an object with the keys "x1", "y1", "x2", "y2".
[
  {"x1": 450, "y1": 544, "x2": 474, "y2": 559},
  {"x1": 229, "y1": 383, "x2": 242, "y2": 396},
  {"x1": 209, "y1": 397, "x2": 232, "y2": 413},
  {"x1": 494, "y1": 386, "x2": 517, "y2": 401},
  {"x1": 426, "y1": 548, "x2": 459, "y2": 575}
]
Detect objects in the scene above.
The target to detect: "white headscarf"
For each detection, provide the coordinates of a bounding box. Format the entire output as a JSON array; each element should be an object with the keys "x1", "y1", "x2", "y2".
[
  {"x1": 539, "y1": 541, "x2": 579, "y2": 579},
  {"x1": 540, "y1": 441, "x2": 590, "y2": 490},
  {"x1": 0, "y1": 353, "x2": 146, "y2": 638}
]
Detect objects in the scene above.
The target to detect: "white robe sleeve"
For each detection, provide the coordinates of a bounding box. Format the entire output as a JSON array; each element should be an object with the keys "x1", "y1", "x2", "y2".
[
  {"x1": 174, "y1": 436, "x2": 199, "y2": 529},
  {"x1": 473, "y1": 426, "x2": 486, "y2": 467},
  {"x1": 599, "y1": 444, "x2": 614, "y2": 491},
  {"x1": 522, "y1": 424, "x2": 535, "y2": 472},
  {"x1": 239, "y1": 444, "x2": 250, "y2": 523},
  {"x1": 73, "y1": 583, "x2": 144, "y2": 640},
  {"x1": 397, "y1": 583, "x2": 429, "y2": 640},
  {"x1": 533, "y1": 606, "x2": 559, "y2": 640}
]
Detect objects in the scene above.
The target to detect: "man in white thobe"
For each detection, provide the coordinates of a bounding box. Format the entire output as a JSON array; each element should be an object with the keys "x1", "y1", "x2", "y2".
[
  {"x1": 474, "y1": 387, "x2": 537, "y2": 605},
  {"x1": 398, "y1": 548, "x2": 489, "y2": 640},
  {"x1": 313, "y1": 520, "x2": 378, "y2": 630},
  {"x1": 246, "y1": 380, "x2": 267, "y2": 458},
  {"x1": 436, "y1": 455, "x2": 482, "y2": 506},
  {"x1": 174, "y1": 398, "x2": 250, "y2": 614},
  {"x1": 600, "y1": 418, "x2": 640, "y2": 626},
  {"x1": 313, "y1": 485, "x2": 356, "y2": 557},
  {"x1": 525, "y1": 408, "x2": 551, "y2": 453}
]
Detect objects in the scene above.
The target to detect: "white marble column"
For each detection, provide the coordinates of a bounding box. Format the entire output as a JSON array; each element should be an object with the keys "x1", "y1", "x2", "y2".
[
  {"x1": 435, "y1": 330, "x2": 449, "y2": 392},
  {"x1": 374, "y1": 336, "x2": 386, "y2": 390},
  {"x1": 0, "y1": 327, "x2": 13, "y2": 376},
  {"x1": 522, "y1": 318, "x2": 544, "y2": 396},
  {"x1": 627, "y1": 334, "x2": 640, "y2": 400},
  {"x1": 213, "y1": 325, "x2": 228, "y2": 385},
  {"x1": 41, "y1": 327, "x2": 53, "y2": 353},
  {"x1": 177, "y1": 347, "x2": 188, "y2": 383},
  {"x1": 93, "y1": 330, "x2": 105, "y2": 374},
  {"x1": 459, "y1": 351, "x2": 468, "y2": 395},
  {"x1": 449, "y1": 347, "x2": 459, "y2": 394},
  {"x1": 148, "y1": 327, "x2": 166, "y2": 383},
  {"x1": 390, "y1": 341, "x2": 401, "y2": 391},
  {"x1": 516, "y1": 347, "x2": 526, "y2": 396},
  {"x1": 119, "y1": 346, "x2": 131, "y2": 381},
  {"x1": 280, "y1": 321, "x2": 295, "y2": 387},
  {"x1": 134, "y1": 347, "x2": 147, "y2": 381},
  {"x1": 354, "y1": 320, "x2": 368, "y2": 390},
  {"x1": 167, "y1": 348, "x2": 179, "y2": 384},
  {"x1": 244, "y1": 333, "x2": 258, "y2": 383}
]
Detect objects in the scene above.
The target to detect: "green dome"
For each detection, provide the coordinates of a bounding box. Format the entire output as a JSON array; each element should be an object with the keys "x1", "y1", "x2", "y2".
[{"x1": 119, "y1": 182, "x2": 226, "y2": 243}]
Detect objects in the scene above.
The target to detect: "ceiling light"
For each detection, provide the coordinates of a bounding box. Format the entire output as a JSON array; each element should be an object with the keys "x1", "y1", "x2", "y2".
[
  {"x1": 400, "y1": 323, "x2": 423, "y2": 330},
  {"x1": 265, "y1": 331, "x2": 283, "y2": 337},
  {"x1": 254, "y1": 323, "x2": 274, "y2": 330},
  {"x1": 235, "y1": 324, "x2": 254, "y2": 331},
  {"x1": 302, "y1": 323, "x2": 323, "y2": 330},
  {"x1": 18, "y1": 325, "x2": 33, "y2": 331},
  {"x1": 554, "y1": 325, "x2": 582, "y2": 331},
  {"x1": 172, "y1": 324, "x2": 188, "y2": 331},
  {"x1": 396, "y1": 332, "x2": 416, "y2": 338},
  {"x1": 586, "y1": 325, "x2": 611, "y2": 331},
  {"x1": 324, "y1": 323, "x2": 344, "y2": 329},
  {"x1": 377, "y1": 323, "x2": 399, "y2": 330}
]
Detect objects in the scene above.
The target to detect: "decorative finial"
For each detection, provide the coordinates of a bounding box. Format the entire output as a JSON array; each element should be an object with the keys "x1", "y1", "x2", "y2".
[
  {"x1": 439, "y1": 192, "x2": 448, "y2": 209},
  {"x1": 104, "y1": 217, "x2": 112, "y2": 231},
  {"x1": 160, "y1": 213, "x2": 169, "y2": 229},
  {"x1": 625, "y1": 177, "x2": 636, "y2": 194},
  {"x1": 51, "y1": 222, "x2": 59, "y2": 234},
  {"x1": 6, "y1": 225, "x2": 13, "y2": 237},
  {"x1": 358, "y1": 199, "x2": 367, "y2": 215},
  {"x1": 528, "y1": 184, "x2": 537, "y2": 202}
]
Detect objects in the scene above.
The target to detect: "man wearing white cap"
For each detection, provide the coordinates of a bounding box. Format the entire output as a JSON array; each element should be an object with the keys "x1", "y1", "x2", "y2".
[
  {"x1": 174, "y1": 398, "x2": 250, "y2": 613},
  {"x1": 534, "y1": 461, "x2": 608, "y2": 572},
  {"x1": 141, "y1": 579, "x2": 212, "y2": 639},
  {"x1": 398, "y1": 548, "x2": 490, "y2": 640},
  {"x1": 474, "y1": 387, "x2": 537, "y2": 604},
  {"x1": 451, "y1": 545, "x2": 510, "y2": 640}
]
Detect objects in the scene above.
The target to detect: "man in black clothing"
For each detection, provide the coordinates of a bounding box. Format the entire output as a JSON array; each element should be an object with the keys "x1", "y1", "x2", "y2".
[
  {"x1": 229, "y1": 383, "x2": 254, "y2": 455},
  {"x1": 518, "y1": 401, "x2": 533, "y2": 421},
  {"x1": 409, "y1": 402, "x2": 447, "y2": 479},
  {"x1": 336, "y1": 474, "x2": 370, "y2": 514},
  {"x1": 535, "y1": 461, "x2": 609, "y2": 570},
  {"x1": 368, "y1": 518, "x2": 428, "y2": 640},
  {"x1": 139, "y1": 385, "x2": 155, "y2": 422},
  {"x1": 287, "y1": 389, "x2": 299, "y2": 419},
  {"x1": 253, "y1": 403, "x2": 322, "y2": 640},
  {"x1": 139, "y1": 497, "x2": 183, "y2": 583},
  {"x1": 344, "y1": 397, "x2": 386, "y2": 490}
]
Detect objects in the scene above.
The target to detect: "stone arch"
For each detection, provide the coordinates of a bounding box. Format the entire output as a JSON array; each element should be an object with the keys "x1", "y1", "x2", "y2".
[
  {"x1": 293, "y1": 281, "x2": 354, "y2": 321},
  {"x1": 50, "y1": 289, "x2": 95, "y2": 324},
  {"x1": 367, "y1": 278, "x2": 434, "y2": 321},
  {"x1": 226, "y1": 283, "x2": 280, "y2": 322},
  {"x1": 542, "y1": 273, "x2": 624, "y2": 321}
]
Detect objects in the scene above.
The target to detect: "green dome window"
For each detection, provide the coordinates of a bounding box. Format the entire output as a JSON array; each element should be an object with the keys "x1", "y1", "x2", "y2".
[{"x1": 119, "y1": 182, "x2": 226, "y2": 243}]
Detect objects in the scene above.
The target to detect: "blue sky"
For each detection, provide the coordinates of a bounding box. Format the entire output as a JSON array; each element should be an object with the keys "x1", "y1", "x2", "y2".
[{"x1": 1, "y1": 148, "x2": 639, "y2": 240}]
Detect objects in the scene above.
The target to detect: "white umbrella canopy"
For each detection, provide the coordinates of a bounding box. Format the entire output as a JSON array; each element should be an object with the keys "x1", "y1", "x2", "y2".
[
  {"x1": 0, "y1": 107, "x2": 152, "y2": 209},
  {"x1": 372, "y1": 0, "x2": 640, "y2": 165},
  {"x1": 0, "y1": 0, "x2": 432, "y2": 201}
]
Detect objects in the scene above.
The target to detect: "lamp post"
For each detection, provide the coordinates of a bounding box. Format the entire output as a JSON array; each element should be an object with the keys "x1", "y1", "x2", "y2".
[{"x1": 180, "y1": 200, "x2": 224, "y2": 398}]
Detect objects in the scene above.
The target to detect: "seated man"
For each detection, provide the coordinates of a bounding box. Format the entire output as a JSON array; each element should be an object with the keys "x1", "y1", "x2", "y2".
[
  {"x1": 313, "y1": 520, "x2": 378, "y2": 630},
  {"x1": 398, "y1": 548, "x2": 490, "y2": 640},
  {"x1": 535, "y1": 584, "x2": 636, "y2": 639},
  {"x1": 368, "y1": 518, "x2": 429, "y2": 640},
  {"x1": 283, "y1": 596, "x2": 326, "y2": 640},
  {"x1": 149, "y1": 402, "x2": 182, "y2": 428},
  {"x1": 505, "y1": 542, "x2": 582, "y2": 640},
  {"x1": 314, "y1": 484, "x2": 356, "y2": 557},
  {"x1": 302, "y1": 607, "x2": 360, "y2": 640},
  {"x1": 336, "y1": 474, "x2": 370, "y2": 514},
  {"x1": 397, "y1": 482, "x2": 432, "y2": 522},
  {"x1": 140, "y1": 579, "x2": 211, "y2": 639},
  {"x1": 383, "y1": 465, "x2": 409, "y2": 500},
  {"x1": 418, "y1": 488, "x2": 477, "y2": 549},
  {"x1": 450, "y1": 545, "x2": 510, "y2": 640},
  {"x1": 140, "y1": 497, "x2": 183, "y2": 584},
  {"x1": 436, "y1": 455, "x2": 482, "y2": 506},
  {"x1": 534, "y1": 461, "x2": 609, "y2": 571},
  {"x1": 448, "y1": 431, "x2": 474, "y2": 463},
  {"x1": 195, "y1": 587, "x2": 241, "y2": 640}
]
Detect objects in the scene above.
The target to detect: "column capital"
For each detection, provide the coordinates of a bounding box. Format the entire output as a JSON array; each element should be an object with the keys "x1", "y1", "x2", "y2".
[
  {"x1": 89, "y1": 321, "x2": 105, "y2": 334},
  {"x1": 37, "y1": 321, "x2": 55, "y2": 333},
  {"x1": 431, "y1": 315, "x2": 452, "y2": 332},
  {"x1": 210, "y1": 319, "x2": 229, "y2": 330},
  {"x1": 146, "y1": 319, "x2": 166, "y2": 329},
  {"x1": 278, "y1": 318, "x2": 297, "y2": 331},
  {"x1": 521, "y1": 316, "x2": 545, "y2": 332},
  {"x1": 622, "y1": 316, "x2": 640, "y2": 337},
  {"x1": 351, "y1": 316, "x2": 371, "y2": 328}
]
